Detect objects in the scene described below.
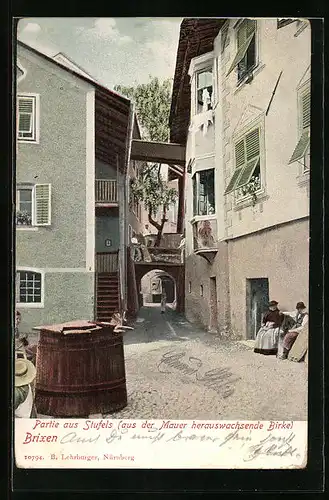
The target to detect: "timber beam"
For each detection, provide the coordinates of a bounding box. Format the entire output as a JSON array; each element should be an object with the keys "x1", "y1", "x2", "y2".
[{"x1": 131, "y1": 139, "x2": 186, "y2": 167}]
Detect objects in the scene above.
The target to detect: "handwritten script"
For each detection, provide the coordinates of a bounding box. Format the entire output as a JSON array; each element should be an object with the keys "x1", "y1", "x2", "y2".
[{"x1": 157, "y1": 350, "x2": 240, "y2": 398}]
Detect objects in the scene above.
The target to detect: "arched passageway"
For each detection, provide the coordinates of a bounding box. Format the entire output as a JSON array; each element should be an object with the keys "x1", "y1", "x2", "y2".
[
  {"x1": 134, "y1": 263, "x2": 185, "y2": 313},
  {"x1": 141, "y1": 269, "x2": 176, "y2": 309}
]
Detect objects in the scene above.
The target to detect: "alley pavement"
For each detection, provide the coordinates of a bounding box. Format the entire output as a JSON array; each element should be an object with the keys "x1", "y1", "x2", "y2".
[{"x1": 103, "y1": 304, "x2": 308, "y2": 421}]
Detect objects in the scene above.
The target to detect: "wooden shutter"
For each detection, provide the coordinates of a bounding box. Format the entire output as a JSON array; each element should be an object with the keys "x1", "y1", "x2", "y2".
[
  {"x1": 225, "y1": 127, "x2": 260, "y2": 194},
  {"x1": 301, "y1": 90, "x2": 310, "y2": 128},
  {"x1": 288, "y1": 129, "x2": 310, "y2": 164},
  {"x1": 34, "y1": 184, "x2": 51, "y2": 226},
  {"x1": 246, "y1": 128, "x2": 260, "y2": 160},
  {"x1": 235, "y1": 139, "x2": 246, "y2": 168},
  {"x1": 18, "y1": 97, "x2": 34, "y2": 136}
]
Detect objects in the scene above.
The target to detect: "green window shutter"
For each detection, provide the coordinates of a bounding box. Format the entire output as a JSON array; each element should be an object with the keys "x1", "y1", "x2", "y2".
[
  {"x1": 226, "y1": 33, "x2": 254, "y2": 77},
  {"x1": 301, "y1": 91, "x2": 310, "y2": 128},
  {"x1": 224, "y1": 167, "x2": 244, "y2": 194},
  {"x1": 34, "y1": 184, "x2": 51, "y2": 226},
  {"x1": 246, "y1": 127, "x2": 260, "y2": 160},
  {"x1": 235, "y1": 158, "x2": 260, "y2": 189},
  {"x1": 235, "y1": 139, "x2": 246, "y2": 168},
  {"x1": 288, "y1": 129, "x2": 310, "y2": 164}
]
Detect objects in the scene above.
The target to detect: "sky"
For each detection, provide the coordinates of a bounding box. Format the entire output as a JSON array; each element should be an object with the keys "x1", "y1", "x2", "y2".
[{"x1": 17, "y1": 17, "x2": 183, "y2": 90}]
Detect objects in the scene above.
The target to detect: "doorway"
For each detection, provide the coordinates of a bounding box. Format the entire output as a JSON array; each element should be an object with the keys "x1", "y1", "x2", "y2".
[
  {"x1": 209, "y1": 276, "x2": 218, "y2": 333},
  {"x1": 246, "y1": 278, "x2": 269, "y2": 339}
]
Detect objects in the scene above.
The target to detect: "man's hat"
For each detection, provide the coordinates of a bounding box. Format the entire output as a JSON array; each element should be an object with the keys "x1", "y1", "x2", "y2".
[
  {"x1": 269, "y1": 300, "x2": 278, "y2": 306},
  {"x1": 15, "y1": 358, "x2": 36, "y2": 387},
  {"x1": 296, "y1": 301, "x2": 306, "y2": 309}
]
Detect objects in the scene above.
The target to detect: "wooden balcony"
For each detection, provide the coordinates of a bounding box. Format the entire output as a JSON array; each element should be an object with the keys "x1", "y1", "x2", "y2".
[
  {"x1": 96, "y1": 251, "x2": 119, "y2": 273},
  {"x1": 95, "y1": 179, "x2": 118, "y2": 205}
]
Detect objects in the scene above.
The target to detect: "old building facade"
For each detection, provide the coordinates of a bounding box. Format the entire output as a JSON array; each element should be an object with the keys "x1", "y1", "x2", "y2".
[
  {"x1": 170, "y1": 18, "x2": 310, "y2": 339},
  {"x1": 15, "y1": 41, "x2": 136, "y2": 332}
]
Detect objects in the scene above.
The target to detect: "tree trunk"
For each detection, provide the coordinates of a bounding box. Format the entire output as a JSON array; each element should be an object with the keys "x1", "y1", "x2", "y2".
[{"x1": 148, "y1": 205, "x2": 167, "y2": 247}]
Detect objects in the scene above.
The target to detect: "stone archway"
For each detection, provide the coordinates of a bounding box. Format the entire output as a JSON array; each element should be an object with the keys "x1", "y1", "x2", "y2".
[{"x1": 134, "y1": 263, "x2": 185, "y2": 313}]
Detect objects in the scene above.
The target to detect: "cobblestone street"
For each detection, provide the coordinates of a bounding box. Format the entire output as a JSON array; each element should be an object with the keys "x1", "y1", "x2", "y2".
[{"x1": 104, "y1": 305, "x2": 308, "y2": 421}]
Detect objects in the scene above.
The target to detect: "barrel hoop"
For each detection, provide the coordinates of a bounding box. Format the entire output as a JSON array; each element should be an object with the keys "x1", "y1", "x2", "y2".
[{"x1": 36, "y1": 378, "x2": 126, "y2": 393}]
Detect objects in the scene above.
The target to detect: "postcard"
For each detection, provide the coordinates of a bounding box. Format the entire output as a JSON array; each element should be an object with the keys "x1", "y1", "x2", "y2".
[{"x1": 14, "y1": 16, "x2": 313, "y2": 471}]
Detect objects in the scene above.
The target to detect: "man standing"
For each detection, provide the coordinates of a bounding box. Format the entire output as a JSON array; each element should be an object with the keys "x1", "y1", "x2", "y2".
[{"x1": 281, "y1": 302, "x2": 308, "y2": 359}]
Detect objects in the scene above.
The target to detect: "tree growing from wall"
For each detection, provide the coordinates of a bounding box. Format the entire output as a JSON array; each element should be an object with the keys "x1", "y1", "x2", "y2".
[{"x1": 115, "y1": 77, "x2": 177, "y2": 246}]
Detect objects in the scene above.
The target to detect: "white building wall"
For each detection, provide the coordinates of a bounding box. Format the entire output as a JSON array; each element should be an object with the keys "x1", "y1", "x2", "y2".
[{"x1": 221, "y1": 18, "x2": 310, "y2": 239}]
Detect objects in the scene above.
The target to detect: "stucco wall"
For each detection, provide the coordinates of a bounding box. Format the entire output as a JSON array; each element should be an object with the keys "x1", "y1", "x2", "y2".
[
  {"x1": 219, "y1": 19, "x2": 311, "y2": 238},
  {"x1": 16, "y1": 46, "x2": 93, "y2": 269},
  {"x1": 185, "y1": 242, "x2": 230, "y2": 333},
  {"x1": 228, "y1": 218, "x2": 309, "y2": 338},
  {"x1": 18, "y1": 272, "x2": 94, "y2": 334}
]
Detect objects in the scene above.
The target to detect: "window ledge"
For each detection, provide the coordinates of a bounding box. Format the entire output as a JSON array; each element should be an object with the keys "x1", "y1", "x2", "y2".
[
  {"x1": 16, "y1": 226, "x2": 39, "y2": 231},
  {"x1": 16, "y1": 303, "x2": 44, "y2": 309},
  {"x1": 234, "y1": 189, "x2": 269, "y2": 211},
  {"x1": 234, "y1": 63, "x2": 266, "y2": 94},
  {"x1": 190, "y1": 214, "x2": 217, "y2": 224},
  {"x1": 296, "y1": 171, "x2": 310, "y2": 187},
  {"x1": 17, "y1": 139, "x2": 39, "y2": 145}
]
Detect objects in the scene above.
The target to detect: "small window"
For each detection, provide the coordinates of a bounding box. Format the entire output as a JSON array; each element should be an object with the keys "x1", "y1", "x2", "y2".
[
  {"x1": 200, "y1": 285, "x2": 204, "y2": 297},
  {"x1": 17, "y1": 95, "x2": 39, "y2": 142},
  {"x1": 225, "y1": 127, "x2": 262, "y2": 198},
  {"x1": 289, "y1": 88, "x2": 310, "y2": 167},
  {"x1": 16, "y1": 188, "x2": 33, "y2": 225},
  {"x1": 196, "y1": 68, "x2": 213, "y2": 113},
  {"x1": 226, "y1": 19, "x2": 256, "y2": 81},
  {"x1": 16, "y1": 184, "x2": 52, "y2": 226},
  {"x1": 16, "y1": 270, "x2": 42, "y2": 304},
  {"x1": 188, "y1": 281, "x2": 192, "y2": 293},
  {"x1": 193, "y1": 169, "x2": 215, "y2": 216}
]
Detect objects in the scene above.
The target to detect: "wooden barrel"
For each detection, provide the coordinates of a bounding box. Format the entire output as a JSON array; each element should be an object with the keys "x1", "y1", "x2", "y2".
[{"x1": 34, "y1": 321, "x2": 127, "y2": 417}]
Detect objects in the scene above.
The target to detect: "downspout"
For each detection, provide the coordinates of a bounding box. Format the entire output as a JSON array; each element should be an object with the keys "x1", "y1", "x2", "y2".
[{"x1": 119, "y1": 101, "x2": 134, "y2": 316}]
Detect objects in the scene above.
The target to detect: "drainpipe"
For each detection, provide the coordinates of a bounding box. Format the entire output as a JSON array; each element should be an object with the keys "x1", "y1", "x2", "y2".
[{"x1": 119, "y1": 101, "x2": 135, "y2": 316}]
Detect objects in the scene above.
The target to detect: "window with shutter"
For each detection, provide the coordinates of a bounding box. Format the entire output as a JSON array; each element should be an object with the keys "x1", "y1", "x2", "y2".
[
  {"x1": 288, "y1": 88, "x2": 310, "y2": 165},
  {"x1": 17, "y1": 94, "x2": 39, "y2": 142},
  {"x1": 34, "y1": 184, "x2": 51, "y2": 226},
  {"x1": 227, "y1": 19, "x2": 256, "y2": 80},
  {"x1": 225, "y1": 127, "x2": 261, "y2": 196}
]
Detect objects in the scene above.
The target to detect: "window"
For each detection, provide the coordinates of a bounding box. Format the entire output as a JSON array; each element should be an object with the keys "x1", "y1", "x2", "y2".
[
  {"x1": 277, "y1": 18, "x2": 295, "y2": 29},
  {"x1": 200, "y1": 285, "x2": 204, "y2": 297},
  {"x1": 192, "y1": 169, "x2": 215, "y2": 216},
  {"x1": 196, "y1": 69, "x2": 213, "y2": 113},
  {"x1": 289, "y1": 87, "x2": 310, "y2": 170},
  {"x1": 16, "y1": 270, "x2": 43, "y2": 306},
  {"x1": 16, "y1": 184, "x2": 51, "y2": 226},
  {"x1": 16, "y1": 188, "x2": 33, "y2": 225},
  {"x1": 226, "y1": 19, "x2": 256, "y2": 81},
  {"x1": 225, "y1": 127, "x2": 261, "y2": 198},
  {"x1": 188, "y1": 281, "x2": 192, "y2": 293},
  {"x1": 17, "y1": 94, "x2": 39, "y2": 142}
]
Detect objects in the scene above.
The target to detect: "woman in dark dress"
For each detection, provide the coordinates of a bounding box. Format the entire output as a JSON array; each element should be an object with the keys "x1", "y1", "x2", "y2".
[{"x1": 254, "y1": 300, "x2": 284, "y2": 355}]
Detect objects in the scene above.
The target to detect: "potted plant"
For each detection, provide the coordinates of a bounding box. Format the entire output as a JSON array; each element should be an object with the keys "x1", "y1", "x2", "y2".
[{"x1": 16, "y1": 210, "x2": 32, "y2": 226}]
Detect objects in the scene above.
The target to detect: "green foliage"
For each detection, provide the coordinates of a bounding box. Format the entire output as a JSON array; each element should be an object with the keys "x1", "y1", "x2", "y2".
[
  {"x1": 131, "y1": 164, "x2": 177, "y2": 220},
  {"x1": 114, "y1": 76, "x2": 172, "y2": 142},
  {"x1": 115, "y1": 77, "x2": 177, "y2": 242}
]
